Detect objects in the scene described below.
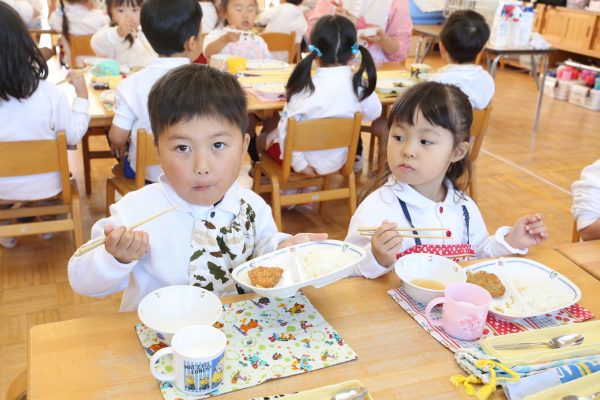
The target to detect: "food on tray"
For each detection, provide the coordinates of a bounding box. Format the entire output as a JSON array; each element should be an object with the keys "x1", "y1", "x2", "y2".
[
  {"x1": 467, "y1": 271, "x2": 506, "y2": 297},
  {"x1": 248, "y1": 266, "x2": 284, "y2": 288},
  {"x1": 299, "y1": 247, "x2": 359, "y2": 279}
]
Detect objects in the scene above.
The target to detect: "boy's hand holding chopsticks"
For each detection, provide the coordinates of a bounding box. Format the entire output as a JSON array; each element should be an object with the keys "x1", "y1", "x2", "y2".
[{"x1": 103, "y1": 223, "x2": 149, "y2": 264}]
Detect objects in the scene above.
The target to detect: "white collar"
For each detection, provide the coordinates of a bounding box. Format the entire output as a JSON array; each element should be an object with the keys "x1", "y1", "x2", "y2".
[
  {"x1": 148, "y1": 57, "x2": 190, "y2": 69},
  {"x1": 386, "y1": 176, "x2": 461, "y2": 208}
]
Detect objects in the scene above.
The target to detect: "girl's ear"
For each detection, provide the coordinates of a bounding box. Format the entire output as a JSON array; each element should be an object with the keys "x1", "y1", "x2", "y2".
[{"x1": 451, "y1": 141, "x2": 470, "y2": 162}]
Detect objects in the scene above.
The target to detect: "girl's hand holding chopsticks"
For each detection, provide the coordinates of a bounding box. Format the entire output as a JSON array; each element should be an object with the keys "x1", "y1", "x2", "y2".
[
  {"x1": 370, "y1": 220, "x2": 404, "y2": 268},
  {"x1": 57, "y1": 68, "x2": 91, "y2": 99}
]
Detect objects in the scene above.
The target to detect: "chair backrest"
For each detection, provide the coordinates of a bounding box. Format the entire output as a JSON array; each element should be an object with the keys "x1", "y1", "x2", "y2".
[
  {"x1": 281, "y1": 113, "x2": 362, "y2": 182},
  {"x1": 134, "y1": 129, "x2": 161, "y2": 188},
  {"x1": 260, "y1": 32, "x2": 298, "y2": 63},
  {"x1": 68, "y1": 34, "x2": 94, "y2": 68},
  {"x1": 0, "y1": 132, "x2": 71, "y2": 202},
  {"x1": 469, "y1": 104, "x2": 492, "y2": 162}
]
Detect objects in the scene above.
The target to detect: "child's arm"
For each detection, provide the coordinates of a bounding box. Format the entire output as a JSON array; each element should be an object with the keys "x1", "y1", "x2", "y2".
[
  {"x1": 257, "y1": 6, "x2": 276, "y2": 26},
  {"x1": 579, "y1": 220, "x2": 600, "y2": 241},
  {"x1": 572, "y1": 159, "x2": 600, "y2": 241},
  {"x1": 53, "y1": 75, "x2": 90, "y2": 145},
  {"x1": 68, "y1": 209, "x2": 147, "y2": 298},
  {"x1": 278, "y1": 232, "x2": 328, "y2": 249},
  {"x1": 203, "y1": 31, "x2": 241, "y2": 58},
  {"x1": 369, "y1": 220, "x2": 403, "y2": 267},
  {"x1": 108, "y1": 125, "x2": 131, "y2": 160},
  {"x1": 359, "y1": 91, "x2": 383, "y2": 122},
  {"x1": 504, "y1": 214, "x2": 548, "y2": 249},
  {"x1": 109, "y1": 85, "x2": 135, "y2": 159}
]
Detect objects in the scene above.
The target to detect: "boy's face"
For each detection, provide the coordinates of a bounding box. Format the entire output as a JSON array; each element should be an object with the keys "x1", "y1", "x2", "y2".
[
  {"x1": 225, "y1": 0, "x2": 257, "y2": 30},
  {"x1": 157, "y1": 116, "x2": 249, "y2": 206}
]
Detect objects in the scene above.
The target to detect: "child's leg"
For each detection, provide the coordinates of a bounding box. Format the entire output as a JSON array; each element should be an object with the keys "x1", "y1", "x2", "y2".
[{"x1": 0, "y1": 203, "x2": 16, "y2": 248}]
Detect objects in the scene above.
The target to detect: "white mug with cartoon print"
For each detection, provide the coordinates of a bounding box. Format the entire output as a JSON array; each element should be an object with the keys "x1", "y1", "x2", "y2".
[
  {"x1": 424, "y1": 282, "x2": 492, "y2": 341},
  {"x1": 150, "y1": 325, "x2": 226, "y2": 395}
]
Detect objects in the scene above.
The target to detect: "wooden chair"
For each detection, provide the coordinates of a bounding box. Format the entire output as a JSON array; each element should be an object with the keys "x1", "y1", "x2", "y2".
[
  {"x1": 252, "y1": 113, "x2": 362, "y2": 230},
  {"x1": 6, "y1": 369, "x2": 27, "y2": 400},
  {"x1": 260, "y1": 32, "x2": 299, "y2": 63},
  {"x1": 106, "y1": 129, "x2": 160, "y2": 215},
  {"x1": 0, "y1": 132, "x2": 83, "y2": 249},
  {"x1": 572, "y1": 220, "x2": 581, "y2": 242},
  {"x1": 467, "y1": 104, "x2": 493, "y2": 201},
  {"x1": 67, "y1": 34, "x2": 94, "y2": 68},
  {"x1": 81, "y1": 126, "x2": 113, "y2": 195}
]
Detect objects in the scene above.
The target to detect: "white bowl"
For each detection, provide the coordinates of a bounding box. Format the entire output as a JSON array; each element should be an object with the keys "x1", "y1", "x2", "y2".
[
  {"x1": 394, "y1": 253, "x2": 466, "y2": 304},
  {"x1": 232, "y1": 240, "x2": 366, "y2": 298},
  {"x1": 209, "y1": 54, "x2": 232, "y2": 71},
  {"x1": 138, "y1": 285, "x2": 222, "y2": 345}
]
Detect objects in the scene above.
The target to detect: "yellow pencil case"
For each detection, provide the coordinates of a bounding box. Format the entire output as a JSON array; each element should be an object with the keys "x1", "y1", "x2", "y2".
[{"x1": 481, "y1": 320, "x2": 600, "y2": 366}]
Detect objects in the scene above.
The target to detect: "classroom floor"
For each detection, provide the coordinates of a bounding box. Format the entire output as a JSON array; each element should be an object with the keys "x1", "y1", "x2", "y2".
[{"x1": 1, "y1": 54, "x2": 599, "y2": 397}]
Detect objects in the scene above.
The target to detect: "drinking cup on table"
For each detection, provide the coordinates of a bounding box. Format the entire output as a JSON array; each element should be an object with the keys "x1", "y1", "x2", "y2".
[
  {"x1": 424, "y1": 282, "x2": 491, "y2": 341},
  {"x1": 227, "y1": 57, "x2": 247, "y2": 74},
  {"x1": 149, "y1": 325, "x2": 226, "y2": 395}
]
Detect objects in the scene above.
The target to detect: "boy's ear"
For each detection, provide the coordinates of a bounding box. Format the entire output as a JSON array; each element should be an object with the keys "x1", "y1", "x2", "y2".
[
  {"x1": 451, "y1": 141, "x2": 470, "y2": 162},
  {"x1": 184, "y1": 29, "x2": 203, "y2": 54},
  {"x1": 241, "y1": 133, "x2": 250, "y2": 156}
]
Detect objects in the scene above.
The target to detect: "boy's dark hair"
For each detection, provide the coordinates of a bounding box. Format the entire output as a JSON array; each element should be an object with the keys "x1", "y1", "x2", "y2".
[
  {"x1": 286, "y1": 0, "x2": 303, "y2": 5},
  {"x1": 141, "y1": 0, "x2": 202, "y2": 56},
  {"x1": 106, "y1": 0, "x2": 144, "y2": 47},
  {"x1": 360, "y1": 82, "x2": 473, "y2": 203},
  {"x1": 148, "y1": 64, "x2": 248, "y2": 143},
  {"x1": 0, "y1": 2, "x2": 48, "y2": 101},
  {"x1": 440, "y1": 10, "x2": 489, "y2": 64},
  {"x1": 286, "y1": 15, "x2": 376, "y2": 102}
]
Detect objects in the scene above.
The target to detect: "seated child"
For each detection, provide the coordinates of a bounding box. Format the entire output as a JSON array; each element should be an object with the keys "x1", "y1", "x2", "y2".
[
  {"x1": 345, "y1": 82, "x2": 547, "y2": 278},
  {"x1": 203, "y1": 0, "x2": 271, "y2": 59},
  {"x1": 91, "y1": 0, "x2": 157, "y2": 66},
  {"x1": 108, "y1": 0, "x2": 202, "y2": 183},
  {"x1": 0, "y1": 2, "x2": 89, "y2": 248},
  {"x1": 257, "y1": 0, "x2": 306, "y2": 62},
  {"x1": 49, "y1": 0, "x2": 110, "y2": 67},
  {"x1": 68, "y1": 64, "x2": 326, "y2": 311},
  {"x1": 428, "y1": 10, "x2": 494, "y2": 109},
  {"x1": 2, "y1": 0, "x2": 34, "y2": 24},
  {"x1": 258, "y1": 15, "x2": 381, "y2": 177},
  {"x1": 572, "y1": 159, "x2": 600, "y2": 241}
]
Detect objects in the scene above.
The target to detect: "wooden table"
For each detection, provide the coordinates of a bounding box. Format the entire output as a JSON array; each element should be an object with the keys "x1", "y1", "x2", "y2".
[
  {"x1": 28, "y1": 250, "x2": 600, "y2": 400},
  {"x1": 555, "y1": 240, "x2": 600, "y2": 280}
]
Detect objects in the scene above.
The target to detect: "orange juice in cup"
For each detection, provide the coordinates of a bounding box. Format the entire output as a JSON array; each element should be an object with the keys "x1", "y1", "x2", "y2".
[{"x1": 227, "y1": 57, "x2": 247, "y2": 74}]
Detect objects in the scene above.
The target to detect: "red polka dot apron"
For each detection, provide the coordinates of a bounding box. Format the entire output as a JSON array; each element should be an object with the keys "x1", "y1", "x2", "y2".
[{"x1": 396, "y1": 198, "x2": 476, "y2": 263}]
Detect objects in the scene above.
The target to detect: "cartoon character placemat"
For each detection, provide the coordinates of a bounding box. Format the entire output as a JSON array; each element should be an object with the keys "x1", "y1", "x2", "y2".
[
  {"x1": 388, "y1": 287, "x2": 594, "y2": 352},
  {"x1": 136, "y1": 292, "x2": 358, "y2": 399}
]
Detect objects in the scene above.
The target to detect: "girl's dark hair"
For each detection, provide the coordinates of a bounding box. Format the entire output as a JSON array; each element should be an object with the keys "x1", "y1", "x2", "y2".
[
  {"x1": 219, "y1": 0, "x2": 258, "y2": 26},
  {"x1": 106, "y1": 0, "x2": 143, "y2": 47},
  {"x1": 359, "y1": 82, "x2": 473, "y2": 203},
  {"x1": 0, "y1": 2, "x2": 48, "y2": 101},
  {"x1": 286, "y1": 15, "x2": 376, "y2": 102}
]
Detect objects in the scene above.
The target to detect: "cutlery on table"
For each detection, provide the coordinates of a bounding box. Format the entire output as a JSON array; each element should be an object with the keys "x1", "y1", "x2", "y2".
[
  {"x1": 494, "y1": 333, "x2": 584, "y2": 350},
  {"x1": 561, "y1": 392, "x2": 600, "y2": 400}
]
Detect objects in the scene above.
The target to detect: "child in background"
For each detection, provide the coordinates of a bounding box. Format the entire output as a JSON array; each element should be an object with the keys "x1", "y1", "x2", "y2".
[
  {"x1": 68, "y1": 65, "x2": 326, "y2": 310},
  {"x1": 203, "y1": 0, "x2": 271, "y2": 59},
  {"x1": 1, "y1": 0, "x2": 34, "y2": 23},
  {"x1": 345, "y1": 82, "x2": 547, "y2": 278},
  {"x1": 108, "y1": 0, "x2": 202, "y2": 183},
  {"x1": 572, "y1": 159, "x2": 600, "y2": 241},
  {"x1": 199, "y1": 0, "x2": 218, "y2": 32},
  {"x1": 91, "y1": 0, "x2": 157, "y2": 66},
  {"x1": 49, "y1": 0, "x2": 110, "y2": 67},
  {"x1": 257, "y1": 15, "x2": 381, "y2": 178},
  {"x1": 0, "y1": 2, "x2": 89, "y2": 248},
  {"x1": 428, "y1": 10, "x2": 494, "y2": 109},
  {"x1": 257, "y1": 0, "x2": 306, "y2": 62}
]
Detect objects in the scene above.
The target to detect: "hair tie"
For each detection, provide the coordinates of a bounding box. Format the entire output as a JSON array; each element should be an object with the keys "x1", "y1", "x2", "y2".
[
  {"x1": 308, "y1": 44, "x2": 323, "y2": 58},
  {"x1": 351, "y1": 43, "x2": 359, "y2": 55}
]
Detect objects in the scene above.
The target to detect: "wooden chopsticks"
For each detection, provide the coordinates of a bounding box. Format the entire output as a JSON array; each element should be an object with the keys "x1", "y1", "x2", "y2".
[
  {"x1": 358, "y1": 227, "x2": 451, "y2": 240},
  {"x1": 73, "y1": 205, "x2": 179, "y2": 257}
]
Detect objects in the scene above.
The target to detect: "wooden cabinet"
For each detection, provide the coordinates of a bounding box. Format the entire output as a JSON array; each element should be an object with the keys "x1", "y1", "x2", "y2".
[{"x1": 535, "y1": 5, "x2": 600, "y2": 58}]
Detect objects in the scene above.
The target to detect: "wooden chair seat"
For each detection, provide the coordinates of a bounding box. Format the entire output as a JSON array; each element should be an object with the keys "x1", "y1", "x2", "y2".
[
  {"x1": 0, "y1": 132, "x2": 83, "y2": 249},
  {"x1": 253, "y1": 113, "x2": 362, "y2": 229},
  {"x1": 67, "y1": 34, "x2": 94, "y2": 68},
  {"x1": 467, "y1": 104, "x2": 493, "y2": 201}
]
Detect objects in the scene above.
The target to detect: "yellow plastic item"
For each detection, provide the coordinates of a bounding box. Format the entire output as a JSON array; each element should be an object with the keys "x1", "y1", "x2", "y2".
[
  {"x1": 482, "y1": 320, "x2": 600, "y2": 366},
  {"x1": 525, "y1": 370, "x2": 600, "y2": 400},
  {"x1": 274, "y1": 380, "x2": 374, "y2": 400},
  {"x1": 227, "y1": 57, "x2": 247, "y2": 74}
]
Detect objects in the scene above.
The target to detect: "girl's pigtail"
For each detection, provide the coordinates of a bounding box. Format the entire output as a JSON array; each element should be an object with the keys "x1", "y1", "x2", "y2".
[
  {"x1": 285, "y1": 50, "x2": 317, "y2": 101},
  {"x1": 352, "y1": 44, "x2": 377, "y2": 100},
  {"x1": 60, "y1": 0, "x2": 70, "y2": 43}
]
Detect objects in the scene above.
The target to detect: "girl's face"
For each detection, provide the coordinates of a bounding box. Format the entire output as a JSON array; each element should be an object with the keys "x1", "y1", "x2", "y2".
[
  {"x1": 224, "y1": 0, "x2": 257, "y2": 30},
  {"x1": 387, "y1": 112, "x2": 469, "y2": 200},
  {"x1": 110, "y1": 2, "x2": 141, "y2": 28}
]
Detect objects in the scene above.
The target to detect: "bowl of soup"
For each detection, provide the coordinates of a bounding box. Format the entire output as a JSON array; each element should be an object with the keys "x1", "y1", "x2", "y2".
[{"x1": 394, "y1": 253, "x2": 467, "y2": 304}]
